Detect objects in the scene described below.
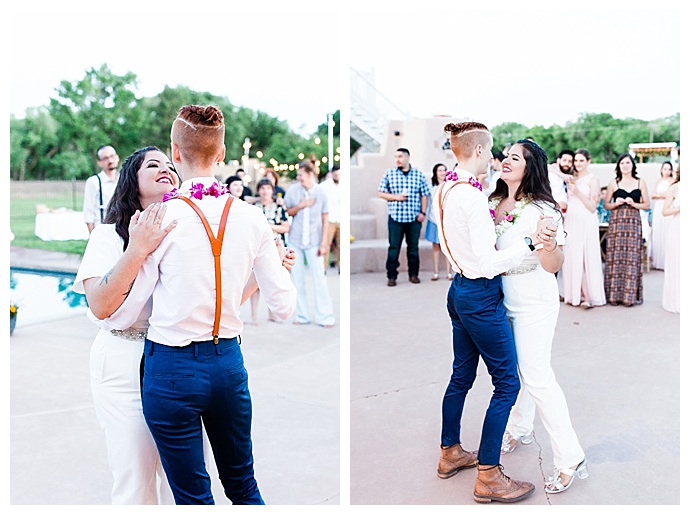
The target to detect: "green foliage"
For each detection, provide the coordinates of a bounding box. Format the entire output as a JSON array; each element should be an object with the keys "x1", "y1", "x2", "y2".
[
  {"x1": 10, "y1": 197, "x2": 87, "y2": 255},
  {"x1": 10, "y1": 64, "x2": 340, "y2": 183},
  {"x1": 491, "y1": 112, "x2": 680, "y2": 163}
]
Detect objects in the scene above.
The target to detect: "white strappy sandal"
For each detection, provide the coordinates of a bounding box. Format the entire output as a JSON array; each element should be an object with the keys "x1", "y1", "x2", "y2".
[{"x1": 544, "y1": 459, "x2": 589, "y2": 493}]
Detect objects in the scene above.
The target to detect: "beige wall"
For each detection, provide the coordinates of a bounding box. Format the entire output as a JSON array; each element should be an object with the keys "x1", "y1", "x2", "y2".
[{"x1": 351, "y1": 118, "x2": 673, "y2": 239}]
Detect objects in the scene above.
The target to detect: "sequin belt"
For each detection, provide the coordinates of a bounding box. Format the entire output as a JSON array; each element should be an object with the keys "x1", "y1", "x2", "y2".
[
  {"x1": 110, "y1": 328, "x2": 148, "y2": 341},
  {"x1": 502, "y1": 264, "x2": 538, "y2": 276}
]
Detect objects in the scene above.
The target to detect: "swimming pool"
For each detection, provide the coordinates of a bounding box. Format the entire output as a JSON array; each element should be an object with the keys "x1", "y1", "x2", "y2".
[{"x1": 10, "y1": 267, "x2": 88, "y2": 328}]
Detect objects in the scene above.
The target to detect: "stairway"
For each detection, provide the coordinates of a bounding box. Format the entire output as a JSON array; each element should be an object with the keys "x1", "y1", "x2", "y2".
[
  {"x1": 350, "y1": 68, "x2": 411, "y2": 153},
  {"x1": 350, "y1": 69, "x2": 435, "y2": 275}
]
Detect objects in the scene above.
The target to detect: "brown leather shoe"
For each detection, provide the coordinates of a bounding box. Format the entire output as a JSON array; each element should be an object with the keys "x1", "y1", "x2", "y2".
[
  {"x1": 437, "y1": 443, "x2": 478, "y2": 479},
  {"x1": 409, "y1": 276, "x2": 420, "y2": 284},
  {"x1": 387, "y1": 279, "x2": 397, "y2": 287},
  {"x1": 473, "y1": 464, "x2": 535, "y2": 503}
]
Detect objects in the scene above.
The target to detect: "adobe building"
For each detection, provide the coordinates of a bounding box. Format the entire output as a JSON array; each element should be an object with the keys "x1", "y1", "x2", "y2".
[{"x1": 350, "y1": 115, "x2": 677, "y2": 275}]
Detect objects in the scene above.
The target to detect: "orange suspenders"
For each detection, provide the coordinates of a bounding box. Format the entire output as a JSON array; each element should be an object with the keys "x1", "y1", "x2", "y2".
[
  {"x1": 178, "y1": 195, "x2": 234, "y2": 344},
  {"x1": 436, "y1": 181, "x2": 469, "y2": 277}
]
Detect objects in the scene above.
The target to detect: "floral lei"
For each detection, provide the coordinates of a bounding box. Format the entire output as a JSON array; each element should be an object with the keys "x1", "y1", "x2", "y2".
[
  {"x1": 445, "y1": 169, "x2": 483, "y2": 191},
  {"x1": 162, "y1": 182, "x2": 229, "y2": 202},
  {"x1": 489, "y1": 196, "x2": 532, "y2": 237}
]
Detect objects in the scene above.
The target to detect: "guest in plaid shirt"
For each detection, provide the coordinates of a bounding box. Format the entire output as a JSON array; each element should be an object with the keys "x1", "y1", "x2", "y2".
[{"x1": 377, "y1": 148, "x2": 431, "y2": 286}]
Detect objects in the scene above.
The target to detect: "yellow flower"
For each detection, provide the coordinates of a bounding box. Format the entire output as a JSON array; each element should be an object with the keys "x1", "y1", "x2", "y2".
[{"x1": 10, "y1": 304, "x2": 18, "y2": 317}]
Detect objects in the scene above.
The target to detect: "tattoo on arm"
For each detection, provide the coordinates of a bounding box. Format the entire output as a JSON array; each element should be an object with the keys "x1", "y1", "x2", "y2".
[
  {"x1": 99, "y1": 269, "x2": 114, "y2": 286},
  {"x1": 122, "y1": 280, "x2": 134, "y2": 299}
]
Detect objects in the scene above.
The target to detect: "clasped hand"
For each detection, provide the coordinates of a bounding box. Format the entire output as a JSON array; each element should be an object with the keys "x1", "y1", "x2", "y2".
[{"x1": 534, "y1": 217, "x2": 557, "y2": 249}]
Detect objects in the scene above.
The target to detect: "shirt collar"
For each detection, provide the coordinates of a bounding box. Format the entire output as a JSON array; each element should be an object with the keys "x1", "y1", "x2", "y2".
[
  {"x1": 454, "y1": 168, "x2": 477, "y2": 181},
  {"x1": 180, "y1": 176, "x2": 221, "y2": 190}
]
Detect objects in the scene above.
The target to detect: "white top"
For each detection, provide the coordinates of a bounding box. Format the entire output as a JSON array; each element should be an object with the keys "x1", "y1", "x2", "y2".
[
  {"x1": 435, "y1": 169, "x2": 533, "y2": 279},
  {"x1": 97, "y1": 177, "x2": 296, "y2": 346},
  {"x1": 83, "y1": 171, "x2": 119, "y2": 225},
  {"x1": 320, "y1": 177, "x2": 340, "y2": 224},
  {"x1": 495, "y1": 201, "x2": 565, "y2": 258},
  {"x1": 548, "y1": 170, "x2": 568, "y2": 206},
  {"x1": 72, "y1": 223, "x2": 151, "y2": 331}
]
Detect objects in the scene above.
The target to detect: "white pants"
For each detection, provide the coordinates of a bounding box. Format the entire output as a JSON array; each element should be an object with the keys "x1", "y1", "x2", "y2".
[
  {"x1": 90, "y1": 330, "x2": 226, "y2": 504},
  {"x1": 90, "y1": 330, "x2": 172, "y2": 504},
  {"x1": 502, "y1": 270, "x2": 585, "y2": 471},
  {"x1": 290, "y1": 245, "x2": 335, "y2": 325}
]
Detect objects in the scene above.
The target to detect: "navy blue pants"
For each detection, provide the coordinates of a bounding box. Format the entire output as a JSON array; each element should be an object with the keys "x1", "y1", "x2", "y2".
[
  {"x1": 441, "y1": 275, "x2": 520, "y2": 465},
  {"x1": 386, "y1": 216, "x2": 421, "y2": 279},
  {"x1": 142, "y1": 337, "x2": 264, "y2": 505}
]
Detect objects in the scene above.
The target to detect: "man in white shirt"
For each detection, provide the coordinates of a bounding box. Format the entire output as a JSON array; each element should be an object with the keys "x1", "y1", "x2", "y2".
[
  {"x1": 320, "y1": 164, "x2": 340, "y2": 273},
  {"x1": 83, "y1": 145, "x2": 120, "y2": 232},
  {"x1": 101, "y1": 105, "x2": 296, "y2": 504},
  {"x1": 284, "y1": 160, "x2": 335, "y2": 327},
  {"x1": 547, "y1": 150, "x2": 575, "y2": 213},
  {"x1": 435, "y1": 121, "x2": 552, "y2": 504}
]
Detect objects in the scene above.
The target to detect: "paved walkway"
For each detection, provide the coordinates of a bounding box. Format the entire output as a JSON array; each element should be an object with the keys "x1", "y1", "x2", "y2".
[
  {"x1": 9, "y1": 247, "x2": 682, "y2": 506},
  {"x1": 10, "y1": 248, "x2": 340, "y2": 505},
  {"x1": 350, "y1": 269, "x2": 680, "y2": 505}
]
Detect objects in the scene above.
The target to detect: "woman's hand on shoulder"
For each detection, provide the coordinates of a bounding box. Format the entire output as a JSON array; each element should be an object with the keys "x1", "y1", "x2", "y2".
[{"x1": 127, "y1": 203, "x2": 177, "y2": 259}]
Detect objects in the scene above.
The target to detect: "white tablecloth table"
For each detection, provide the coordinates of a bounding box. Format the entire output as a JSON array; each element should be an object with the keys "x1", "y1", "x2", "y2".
[{"x1": 35, "y1": 211, "x2": 89, "y2": 241}]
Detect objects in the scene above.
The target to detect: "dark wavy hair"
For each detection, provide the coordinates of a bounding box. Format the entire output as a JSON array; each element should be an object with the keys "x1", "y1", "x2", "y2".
[
  {"x1": 431, "y1": 163, "x2": 447, "y2": 186},
  {"x1": 489, "y1": 139, "x2": 561, "y2": 217},
  {"x1": 614, "y1": 153, "x2": 638, "y2": 182},
  {"x1": 104, "y1": 146, "x2": 178, "y2": 251}
]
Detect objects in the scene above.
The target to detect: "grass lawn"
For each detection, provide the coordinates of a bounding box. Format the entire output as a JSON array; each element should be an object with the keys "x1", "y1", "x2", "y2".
[{"x1": 10, "y1": 196, "x2": 88, "y2": 255}]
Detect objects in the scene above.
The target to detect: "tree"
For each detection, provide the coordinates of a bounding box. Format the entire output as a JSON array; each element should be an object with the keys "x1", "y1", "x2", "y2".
[{"x1": 48, "y1": 64, "x2": 145, "y2": 177}]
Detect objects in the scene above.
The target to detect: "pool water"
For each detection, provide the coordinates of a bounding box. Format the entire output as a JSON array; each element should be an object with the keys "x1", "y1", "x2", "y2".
[{"x1": 10, "y1": 268, "x2": 88, "y2": 328}]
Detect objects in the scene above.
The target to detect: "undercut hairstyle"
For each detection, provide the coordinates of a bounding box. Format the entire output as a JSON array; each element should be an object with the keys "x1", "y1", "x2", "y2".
[
  {"x1": 105, "y1": 146, "x2": 161, "y2": 251},
  {"x1": 614, "y1": 152, "x2": 639, "y2": 182},
  {"x1": 489, "y1": 139, "x2": 561, "y2": 218},
  {"x1": 444, "y1": 122, "x2": 491, "y2": 160},
  {"x1": 171, "y1": 105, "x2": 225, "y2": 168},
  {"x1": 396, "y1": 148, "x2": 410, "y2": 156}
]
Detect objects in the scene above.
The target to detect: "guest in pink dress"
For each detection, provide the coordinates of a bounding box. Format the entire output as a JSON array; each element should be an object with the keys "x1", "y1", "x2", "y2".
[
  {"x1": 650, "y1": 161, "x2": 675, "y2": 270},
  {"x1": 661, "y1": 170, "x2": 680, "y2": 313},
  {"x1": 561, "y1": 149, "x2": 606, "y2": 308}
]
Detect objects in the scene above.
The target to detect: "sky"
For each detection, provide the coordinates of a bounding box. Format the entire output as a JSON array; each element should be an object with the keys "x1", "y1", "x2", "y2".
[
  {"x1": 6, "y1": 1, "x2": 683, "y2": 136},
  {"x1": 349, "y1": 2, "x2": 682, "y2": 129},
  {"x1": 8, "y1": 2, "x2": 343, "y2": 137}
]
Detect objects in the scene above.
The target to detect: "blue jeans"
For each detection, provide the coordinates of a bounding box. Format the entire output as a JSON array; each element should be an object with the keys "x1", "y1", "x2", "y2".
[
  {"x1": 142, "y1": 338, "x2": 264, "y2": 505},
  {"x1": 441, "y1": 275, "x2": 520, "y2": 465},
  {"x1": 386, "y1": 216, "x2": 421, "y2": 279}
]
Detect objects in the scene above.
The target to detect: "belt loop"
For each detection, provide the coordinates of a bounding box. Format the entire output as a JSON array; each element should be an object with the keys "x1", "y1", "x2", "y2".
[
  {"x1": 238, "y1": 335, "x2": 242, "y2": 345},
  {"x1": 146, "y1": 339, "x2": 154, "y2": 356},
  {"x1": 193, "y1": 343, "x2": 199, "y2": 358},
  {"x1": 215, "y1": 342, "x2": 222, "y2": 355}
]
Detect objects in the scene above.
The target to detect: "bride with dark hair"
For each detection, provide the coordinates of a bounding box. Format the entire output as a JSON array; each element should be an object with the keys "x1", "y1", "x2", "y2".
[{"x1": 491, "y1": 139, "x2": 588, "y2": 494}]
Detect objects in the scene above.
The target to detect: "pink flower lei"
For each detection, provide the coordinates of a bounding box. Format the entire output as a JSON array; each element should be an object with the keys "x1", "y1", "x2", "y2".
[
  {"x1": 445, "y1": 169, "x2": 483, "y2": 191},
  {"x1": 162, "y1": 182, "x2": 229, "y2": 202}
]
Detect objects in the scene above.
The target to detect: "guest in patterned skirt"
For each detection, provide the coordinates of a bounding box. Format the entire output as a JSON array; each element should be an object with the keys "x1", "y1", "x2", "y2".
[{"x1": 602, "y1": 153, "x2": 650, "y2": 306}]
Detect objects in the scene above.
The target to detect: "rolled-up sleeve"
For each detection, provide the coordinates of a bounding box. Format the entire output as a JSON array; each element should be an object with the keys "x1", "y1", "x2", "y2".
[
  {"x1": 97, "y1": 254, "x2": 159, "y2": 329},
  {"x1": 252, "y1": 224, "x2": 296, "y2": 320}
]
